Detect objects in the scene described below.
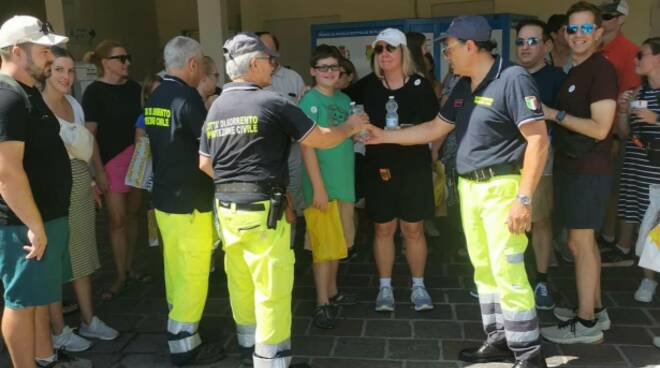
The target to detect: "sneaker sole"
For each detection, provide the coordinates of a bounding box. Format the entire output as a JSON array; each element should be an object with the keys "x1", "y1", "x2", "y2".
[
  {"x1": 542, "y1": 332, "x2": 604, "y2": 345},
  {"x1": 601, "y1": 260, "x2": 635, "y2": 267},
  {"x1": 375, "y1": 305, "x2": 395, "y2": 312},
  {"x1": 634, "y1": 294, "x2": 654, "y2": 303},
  {"x1": 413, "y1": 304, "x2": 434, "y2": 312},
  {"x1": 536, "y1": 303, "x2": 556, "y2": 311},
  {"x1": 554, "y1": 313, "x2": 611, "y2": 331},
  {"x1": 78, "y1": 331, "x2": 119, "y2": 341},
  {"x1": 53, "y1": 342, "x2": 93, "y2": 353}
]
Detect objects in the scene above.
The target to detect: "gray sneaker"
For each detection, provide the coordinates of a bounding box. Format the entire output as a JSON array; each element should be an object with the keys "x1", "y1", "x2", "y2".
[
  {"x1": 375, "y1": 286, "x2": 395, "y2": 312},
  {"x1": 410, "y1": 286, "x2": 434, "y2": 311},
  {"x1": 553, "y1": 307, "x2": 610, "y2": 331},
  {"x1": 38, "y1": 349, "x2": 93, "y2": 368},
  {"x1": 541, "y1": 317, "x2": 604, "y2": 344}
]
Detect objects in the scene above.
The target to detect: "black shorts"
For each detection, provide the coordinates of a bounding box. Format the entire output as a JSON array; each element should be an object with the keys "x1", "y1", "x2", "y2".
[
  {"x1": 364, "y1": 164, "x2": 434, "y2": 223},
  {"x1": 555, "y1": 173, "x2": 612, "y2": 230},
  {"x1": 355, "y1": 153, "x2": 366, "y2": 200}
]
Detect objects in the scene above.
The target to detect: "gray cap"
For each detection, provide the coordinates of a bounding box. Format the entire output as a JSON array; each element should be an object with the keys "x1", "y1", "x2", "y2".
[
  {"x1": 599, "y1": 0, "x2": 629, "y2": 16},
  {"x1": 223, "y1": 32, "x2": 279, "y2": 60},
  {"x1": 435, "y1": 15, "x2": 492, "y2": 42}
]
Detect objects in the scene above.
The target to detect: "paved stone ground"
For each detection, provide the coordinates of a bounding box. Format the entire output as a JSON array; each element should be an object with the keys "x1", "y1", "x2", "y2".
[{"x1": 1, "y1": 213, "x2": 660, "y2": 368}]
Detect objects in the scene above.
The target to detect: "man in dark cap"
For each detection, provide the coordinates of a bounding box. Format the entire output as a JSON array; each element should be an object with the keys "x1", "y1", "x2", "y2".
[
  {"x1": 366, "y1": 15, "x2": 549, "y2": 368},
  {"x1": 199, "y1": 32, "x2": 367, "y2": 368}
]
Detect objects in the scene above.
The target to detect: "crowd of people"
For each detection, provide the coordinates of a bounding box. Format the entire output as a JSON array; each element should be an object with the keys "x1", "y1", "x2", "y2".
[{"x1": 0, "y1": 0, "x2": 658, "y2": 367}]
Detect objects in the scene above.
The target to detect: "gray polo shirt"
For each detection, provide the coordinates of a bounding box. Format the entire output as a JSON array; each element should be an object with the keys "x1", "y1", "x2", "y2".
[
  {"x1": 439, "y1": 56, "x2": 545, "y2": 175},
  {"x1": 265, "y1": 65, "x2": 305, "y2": 104}
]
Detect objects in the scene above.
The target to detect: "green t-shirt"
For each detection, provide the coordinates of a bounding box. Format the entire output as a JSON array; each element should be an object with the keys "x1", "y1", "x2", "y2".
[{"x1": 300, "y1": 88, "x2": 355, "y2": 205}]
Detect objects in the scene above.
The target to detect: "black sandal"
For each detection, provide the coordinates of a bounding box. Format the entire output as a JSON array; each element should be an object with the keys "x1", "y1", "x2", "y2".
[
  {"x1": 329, "y1": 291, "x2": 358, "y2": 306},
  {"x1": 313, "y1": 304, "x2": 336, "y2": 329}
]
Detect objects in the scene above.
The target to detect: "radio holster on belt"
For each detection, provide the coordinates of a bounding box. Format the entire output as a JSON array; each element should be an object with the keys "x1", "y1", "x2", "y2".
[{"x1": 267, "y1": 191, "x2": 286, "y2": 229}]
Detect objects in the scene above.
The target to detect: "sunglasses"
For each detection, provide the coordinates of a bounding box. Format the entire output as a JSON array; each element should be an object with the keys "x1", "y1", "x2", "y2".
[
  {"x1": 602, "y1": 13, "x2": 620, "y2": 21},
  {"x1": 566, "y1": 23, "x2": 596, "y2": 35},
  {"x1": 515, "y1": 37, "x2": 541, "y2": 47},
  {"x1": 107, "y1": 54, "x2": 131, "y2": 63},
  {"x1": 441, "y1": 42, "x2": 462, "y2": 57},
  {"x1": 313, "y1": 64, "x2": 340, "y2": 72},
  {"x1": 374, "y1": 44, "x2": 398, "y2": 55},
  {"x1": 39, "y1": 21, "x2": 54, "y2": 35}
]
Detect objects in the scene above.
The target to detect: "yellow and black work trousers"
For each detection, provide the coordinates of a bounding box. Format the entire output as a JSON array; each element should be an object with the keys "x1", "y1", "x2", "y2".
[
  {"x1": 155, "y1": 209, "x2": 214, "y2": 365},
  {"x1": 215, "y1": 199, "x2": 294, "y2": 368},
  {"x1": 458, "y1": 175, "x2": 541, "y2": 361}
]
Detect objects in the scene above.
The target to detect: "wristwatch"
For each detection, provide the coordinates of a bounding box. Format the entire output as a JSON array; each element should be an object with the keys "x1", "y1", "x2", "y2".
[
  {"x1": 555, "y1": 110, "x2": 567, "y2": 124},
  {"x1": 516, "y1": 194, "x2": 532, "y2": 207}
]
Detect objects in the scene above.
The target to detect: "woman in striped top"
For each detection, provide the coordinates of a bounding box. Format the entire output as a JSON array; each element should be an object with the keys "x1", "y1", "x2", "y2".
[{"x1": 615, "y1": 37, "x2": 660, "y2": 302}]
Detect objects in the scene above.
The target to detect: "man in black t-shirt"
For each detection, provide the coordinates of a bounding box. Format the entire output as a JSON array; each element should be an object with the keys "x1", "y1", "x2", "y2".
[
  {"x1": 366, "y1": 16, "x2": 549, "y2": 368},
  {"x1": 515, "y1": 19, "x2": 567, "y2": 311},
  {"x1": 0, "y1": 15, "x2": 89, "y2": 368},
  {"x1": 143, "y1": 36, "x2": 224, "y2": 367},
  {"x1": 199, "y1": 33, "x2": 367, "y2": 368}
]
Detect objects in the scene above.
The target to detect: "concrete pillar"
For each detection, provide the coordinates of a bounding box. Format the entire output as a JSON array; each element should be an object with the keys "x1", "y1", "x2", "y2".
[
  {"x1": 197, "y1": 0, "x2": 229, "y2": 85},
  {"x1": 44, "y1": 0, "x2": 66, "y2": 34}
]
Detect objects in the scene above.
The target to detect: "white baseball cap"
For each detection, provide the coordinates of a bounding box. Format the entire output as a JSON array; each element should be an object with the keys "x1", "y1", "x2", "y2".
[
  {"x1": 0, "y1": 15, "x2": 68, "y2": 49},
  {"x1": 371, "y1": 28, "x2": 407, "y2": 48}
]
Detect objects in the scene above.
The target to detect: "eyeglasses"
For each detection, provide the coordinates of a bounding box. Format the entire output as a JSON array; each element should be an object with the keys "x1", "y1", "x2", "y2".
[
  {"x1": 515, "y1": 37, "x2": 541, "y2": 47},
  {"x1": 566, "y1": 23, "x2": 596, "y2": 35},
  {"x1": 441, "y1": 42, "x2": 462, "y2": 57},
  {"x1": 255, "y1": 55, "x2": 275, "y2": 65},
  {"x1": 313, "y1": 64, "x2": 340, "y2": 72},
  {"x1": 602, "y1": 13, "x2": 620, "y2": 21},
  {"x1": 374, "y1": 44, "x2": 398, "y2": 55},
  {"x1": 107, "y1": 54, "x2": 131, "y2": 63}
]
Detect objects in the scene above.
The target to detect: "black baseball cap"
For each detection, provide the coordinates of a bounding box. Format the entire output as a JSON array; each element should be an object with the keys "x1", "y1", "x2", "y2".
[
  {"x1": 223, "y1": 32, "x2": 279, "y2": 60},
  {"x1": 436, "y1": 15, "x2": 492, "y2": 42}
]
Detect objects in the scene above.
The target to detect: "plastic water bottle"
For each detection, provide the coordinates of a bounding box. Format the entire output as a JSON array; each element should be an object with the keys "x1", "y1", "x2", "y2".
[
  {"x1": 385, "y1": 96, "x2": 399, "y2": 130},
  {"x1": 350, "y1": 102, "x2": 368, "y2": 144}
]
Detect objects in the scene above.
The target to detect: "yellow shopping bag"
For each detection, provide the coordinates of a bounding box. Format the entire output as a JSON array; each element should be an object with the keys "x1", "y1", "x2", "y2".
[{"x1": 303, "y1": 201, "x2": 348, "y2": 263}]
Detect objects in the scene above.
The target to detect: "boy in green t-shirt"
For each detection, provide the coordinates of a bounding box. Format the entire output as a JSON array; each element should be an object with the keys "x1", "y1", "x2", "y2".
[{"x1": 300, "y1": 45, "x2": 360, "y2": 329}]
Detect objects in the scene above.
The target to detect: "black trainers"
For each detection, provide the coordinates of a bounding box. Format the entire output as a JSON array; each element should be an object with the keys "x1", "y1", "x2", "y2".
[
  {"x1": 238, "y1": 345, "x2": 254, "y2": 366},
  {"x1": 174, "y1": 341, "x2": 226, "y2": 366},
  {"x1": 339, "y1": 248, "x2": 359, "y2": 263},
  {"x1": 329, "y1": 291, "x2": 358, "y2": 306},
  {"x1": 601, "y1": 248, "x2": 635, "y2": 267},
  {"x1": 313, "y1": 304, "x2": 336, "y2": 329},
  {"x1": 513, "y1": 354, "x2": 548, "y2": 368}
]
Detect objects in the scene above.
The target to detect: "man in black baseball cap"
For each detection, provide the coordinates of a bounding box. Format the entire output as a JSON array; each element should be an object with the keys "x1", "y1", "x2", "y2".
[
  {"x1": 200, "y1": 32, "x2": 367, "y2": 368},
  {"x1": 367, "y1": 15, "x2": 549, "y2": 368}
]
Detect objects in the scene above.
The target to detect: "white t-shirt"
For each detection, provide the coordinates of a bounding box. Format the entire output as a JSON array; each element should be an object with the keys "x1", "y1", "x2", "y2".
[{"x1": 57, "y1": 95, "x2": 94, "y2": 163}]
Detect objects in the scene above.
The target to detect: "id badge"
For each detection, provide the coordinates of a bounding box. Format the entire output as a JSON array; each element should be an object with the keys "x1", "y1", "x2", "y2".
[{"x1": 379, "y1": 168, "x2": 392, "y2": 181}]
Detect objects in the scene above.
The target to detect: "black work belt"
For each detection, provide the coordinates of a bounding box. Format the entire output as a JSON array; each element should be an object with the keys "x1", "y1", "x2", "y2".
[
  {"x1": 215, "y1": 182, "x2": 284, "y2": 195},
  {"x1": 459, "y1": 163, "x2": 521, "y2": 182},
  {"x1": 217, "y1": 201, "x2": 265, "y2": 212}
]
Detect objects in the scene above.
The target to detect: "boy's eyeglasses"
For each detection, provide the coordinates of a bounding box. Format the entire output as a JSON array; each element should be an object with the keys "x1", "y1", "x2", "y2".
[
  {"x1": 313, "y1": 64, "x2": 340, "y2": 72},
  {"x1": 566, "y1": 23, "x2": 596, "y2": 35},
  {"x1": 374, "y1": 44, "x2": 398, "y2": 54},
  {"x1": 515, "y1": 37, "x2": 541, "y2": 47}
]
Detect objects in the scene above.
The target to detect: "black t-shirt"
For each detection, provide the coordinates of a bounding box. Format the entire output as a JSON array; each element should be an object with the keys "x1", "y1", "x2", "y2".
[
  {"x1": 532, "y1": 64, "x2": 566, "y2": 108},
  {"x1": 0, "y1": 82, "x2": 71, "y2": 225},
  {"x1": 82, "y1": 80, "x2": 141, "y2": 164},
  {"x1": 439, "y1": 56, "x2": 545, "y2": 175},
  {"x1": 144, "y1": 75, "x2": 213, "y2": 214},
  {"x1": 199, "y1": 82, "x2": 316, "y2": 203},
  {"x1": 554, "y1": 52, "x2": 618, "y2": 175},
  {"x1": 346, "y1": 73, "x2": 438, "y2": 170}
]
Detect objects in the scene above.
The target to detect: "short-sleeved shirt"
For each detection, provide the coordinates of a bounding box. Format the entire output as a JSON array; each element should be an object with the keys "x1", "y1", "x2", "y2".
[
  {"x1": 554, "y1": 53, "x2": 618, "y2": 175},
  {"x1": 346, "y1": 73, "x2": 439, "y2": 171},
  {"x1": 144, "y1": 75, "x2": 213, "y2": 214},
  {"x1": 199, "y1": 82, "x2": 316, "y2": 204},
  {"x1": 82, "y1": 80, "x2": 141, "y2": 164},
  {"x1": 0, "y1": 81, "x2": 71, "y2": 225},
  {"x1": 601, "y1": 33, "x2": 640, "y2": 94},
  {"x1": 531, "y1": 64, "x2": 567, "y2": 176},
  {"x1": 135, "y1": 114, "x2": 145, "y2": 130},
  {"x1": 439, "y1": 56, "x2": 545, "y2": 175},
  {"x1": 265, "y1": 66, "x2": 306, "y2": 104},
  {"x1": 299, "y1": 88, "x2": 355, "y2": 205}
]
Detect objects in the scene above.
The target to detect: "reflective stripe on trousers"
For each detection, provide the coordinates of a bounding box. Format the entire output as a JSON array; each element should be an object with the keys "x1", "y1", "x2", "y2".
[
  {"x1": 155, "y1": 209, "x2": 214, "y2": 362},
  {"x1": 458, "y1": 175, "x2": 541, "y2": 361}
]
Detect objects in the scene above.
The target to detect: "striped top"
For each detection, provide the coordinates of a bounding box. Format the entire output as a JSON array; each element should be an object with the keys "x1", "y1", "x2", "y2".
[{"x1": 618, "y1": 86, "x2": 660, "y2": 223}]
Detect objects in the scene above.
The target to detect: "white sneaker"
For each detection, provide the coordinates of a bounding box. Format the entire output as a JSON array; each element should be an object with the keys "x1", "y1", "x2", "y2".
[
  {"x1": 79, "y1": 316, "x2": 119, "y2": 341},
  {"x1": 654, "y1": 336, "x2": 660, "y2": 348},
  {"x1": 52, "y1": 326, "x2": 92, "y2": 352},
  {"x1": 634, "y1": 278, "x2": 657, "y2": 303},
  {"x1": 541, "y1": 317, "x2": 604, "y2": 344},
  {"x1": 553, "y1": 307, "x2": 611, "y2": 331},
  {"x1": 410, "y1": 286, "x2": 434, "y2": 311}
]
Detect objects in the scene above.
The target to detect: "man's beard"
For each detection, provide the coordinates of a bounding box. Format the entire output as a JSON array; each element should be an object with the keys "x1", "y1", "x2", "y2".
[{"x1": 25, "y1": 51, "x2": 50, "y2": 84}]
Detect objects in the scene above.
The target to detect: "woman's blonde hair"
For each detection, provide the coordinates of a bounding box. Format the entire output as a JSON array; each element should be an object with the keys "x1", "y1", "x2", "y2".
[
  {"x1": 83, "y1": 40, "x2": 124, "y2": 77},
  {"x1": 372, "y1": 43, "x2": 419, "y2": 79}
]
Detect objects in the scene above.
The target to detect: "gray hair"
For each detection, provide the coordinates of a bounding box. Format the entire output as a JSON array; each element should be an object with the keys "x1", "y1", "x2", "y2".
[
  {"x1": 164, "y1": 36, "x2": 202, "y2": 71},
  {"x1": 224, "y1": 51, "x2": 263, "y2": 80}
]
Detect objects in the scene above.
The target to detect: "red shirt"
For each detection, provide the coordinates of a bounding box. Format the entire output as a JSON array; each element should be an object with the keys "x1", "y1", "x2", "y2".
[{"x1": 601, "y1": 33, "x2": 641, "y2": 94}]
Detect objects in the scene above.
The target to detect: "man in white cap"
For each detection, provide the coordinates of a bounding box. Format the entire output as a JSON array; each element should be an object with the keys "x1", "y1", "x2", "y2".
[{"x1": 0, "y1": 15, "x2": 89, "y2": 367}]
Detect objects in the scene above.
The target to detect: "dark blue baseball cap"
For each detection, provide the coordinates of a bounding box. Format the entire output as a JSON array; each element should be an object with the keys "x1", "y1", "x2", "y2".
[{"x1": 435, "y1": 15, "x2": 492, "y2": 42}]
